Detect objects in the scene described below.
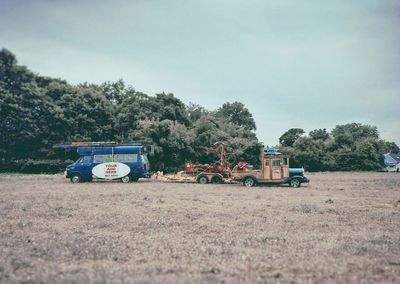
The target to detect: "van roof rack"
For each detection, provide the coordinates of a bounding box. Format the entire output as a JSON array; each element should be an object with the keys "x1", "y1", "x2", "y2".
[
  {"x1": 53, "y1": 142, "x2": 141, "y2": 148},
  {"x1": 71, "y1": 141, "x2": 117, "y2": 147},
  {"x1": 53, "y1": 142, "x2": 154, "y2": 154}
]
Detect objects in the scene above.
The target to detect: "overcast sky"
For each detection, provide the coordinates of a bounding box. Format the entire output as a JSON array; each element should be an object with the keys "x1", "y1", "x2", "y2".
[{"x1": 1, "y1": 0, "x2": 399, "y2": 145}]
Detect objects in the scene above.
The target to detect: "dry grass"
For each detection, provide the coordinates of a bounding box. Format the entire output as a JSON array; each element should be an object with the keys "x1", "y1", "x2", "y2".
[{"x1": 0, "y1": 172, "x2": 400, "y2": 283}]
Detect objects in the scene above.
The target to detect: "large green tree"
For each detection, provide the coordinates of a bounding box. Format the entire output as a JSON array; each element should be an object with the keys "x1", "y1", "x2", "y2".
[
  {"x1": 216, "y1": 102, "x2": 256, "y2": 130},
  {"x1": 331, "y1": 123, "x2": 379, "y2": 148},
  {"x1": 152, "y1": 93, "x2": 190, "y2": 126},
  {"x1": 186, "y1": 102, "x2": 209, "y2": 124},
  {"x1": 290, "y1": 137, "x2": 335, "y2": 171},
  {"x1": 57, "y1": 85, "x2": 115, "y2": 142},
  {"x1": 281, "y1": 123, "x2": 397, "y2": 171},
  {"x1": 0, "y1": 48, "x2": 116, "y2": 162},
  {"x1": 309, "y1": 128, "x2": 330, "y2": 141},
  {"x1": 279, "y1": 128, "x2": 305, "y2": 147},
  {"x1": 0, "y1": 49, "x2": 65, "y2": 160},
  {"x1": 128, "y1": 119, "x2": 195, "y2": 171}
]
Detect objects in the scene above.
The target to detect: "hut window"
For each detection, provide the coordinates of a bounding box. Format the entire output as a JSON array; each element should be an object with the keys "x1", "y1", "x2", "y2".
[{"x1": 272, "y1": 159, "x2": 281, "y2": 166}]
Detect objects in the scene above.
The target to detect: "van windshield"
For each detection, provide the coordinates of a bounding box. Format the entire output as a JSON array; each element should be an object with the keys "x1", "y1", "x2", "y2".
[{"x1": 75, "y1": 156, "x2": 91, "y2": 164}]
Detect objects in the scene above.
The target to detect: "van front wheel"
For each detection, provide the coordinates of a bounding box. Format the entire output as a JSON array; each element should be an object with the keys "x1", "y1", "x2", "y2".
[{"x1": 70, "y1": 174, "x2": 81, "y2": 183}]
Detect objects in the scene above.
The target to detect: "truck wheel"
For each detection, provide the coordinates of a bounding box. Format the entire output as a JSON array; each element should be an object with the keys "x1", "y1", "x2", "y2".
[
  {"x1": 289, "y1": 179, "x2": 301, "y2": 188},
  {"x1": 131, "y1": 176, "x2": 139, "y2": 182},
  {"x1": 211, "y1": 175, "x2": 223, "y2": 184},
  {"x1": 243, "y1": 177, "x2": 256, "y2": 187},
  {"x1": 70, "y1": 174, "x2": 81, "y2": 183},
  {"x1": 197, "y1": 175, "x2": 208, "y2": 184},
  {"x1": 121, "y1": 175, "x2": 130, "y2": 183}
]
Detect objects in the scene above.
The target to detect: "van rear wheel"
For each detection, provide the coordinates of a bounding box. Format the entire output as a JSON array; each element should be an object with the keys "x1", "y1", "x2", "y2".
[{"x1": 121, "y1": 175, "x2": 130, "y2": 183}]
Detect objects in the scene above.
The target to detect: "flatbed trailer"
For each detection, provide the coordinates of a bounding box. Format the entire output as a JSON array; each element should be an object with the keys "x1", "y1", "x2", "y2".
[
  {"x1": 154, "y1": 142, "x2": 233, "y2": 184},
  {"x1": 155, "y1": 171, "x2": 234, "y2": 184}
]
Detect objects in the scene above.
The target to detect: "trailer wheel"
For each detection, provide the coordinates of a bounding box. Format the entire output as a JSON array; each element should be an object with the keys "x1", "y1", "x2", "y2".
[
  {"x1": 70, "y1": 174, "x2": 81, "y2": 183},
  {"x1": 121, "y1": 175, "x2": 130, "y2": 183},
  {"x1": 243, "y1": 177, "x2": 256, "y2": 187},
  {"x1": 197, "y1": 175, "x2": 209, "y2": 184},
  {"x1": 211, "y1": 175, "x2": 223, "y2": 184},
  {"x1": 289, "y1": 179, "x2": 301, "y2": 188}
]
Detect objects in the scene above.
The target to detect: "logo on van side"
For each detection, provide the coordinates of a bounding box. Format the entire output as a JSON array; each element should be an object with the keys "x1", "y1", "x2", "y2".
[{"x1": 92, "y1": 162, "x2": 131, "y2": 179}]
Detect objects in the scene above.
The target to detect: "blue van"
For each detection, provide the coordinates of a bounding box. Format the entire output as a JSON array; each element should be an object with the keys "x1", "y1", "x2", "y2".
[{"x1": 65, "y1": 145, "x2": 150, "y2": 183}]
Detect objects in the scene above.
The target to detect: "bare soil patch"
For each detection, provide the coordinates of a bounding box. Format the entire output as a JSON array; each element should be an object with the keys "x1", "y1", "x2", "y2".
[{"x1": 1, "y1": 172, "x2": 400, "y2": 283}]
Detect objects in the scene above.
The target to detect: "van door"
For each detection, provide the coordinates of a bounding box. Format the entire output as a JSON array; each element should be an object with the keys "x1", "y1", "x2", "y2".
[{"x1": 76, "y1": 155, "x2": 93, "y2": 179}]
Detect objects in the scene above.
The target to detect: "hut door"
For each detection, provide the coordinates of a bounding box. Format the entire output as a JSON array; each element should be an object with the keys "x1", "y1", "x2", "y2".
[
  {"x1": 282, "y1": 157, "x2": 289, "y2": 178},
  {"x1": 263, "y1": 158, "x2": 271, "y2": 180},
  {"x1": 271, "y1": 158, "x2": 283, "y2": 180}
]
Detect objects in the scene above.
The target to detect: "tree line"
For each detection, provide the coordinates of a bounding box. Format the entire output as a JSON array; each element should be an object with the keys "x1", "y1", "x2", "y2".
[
  {"x1": 279, "y1": 126, "x2": 398, "y2": 171},
  {"x1": 0, "y1": 48, "x2": 260, "y2": 172},
  {"x1": 0, "y1": 48, "x2": 397, "y2": 173}
]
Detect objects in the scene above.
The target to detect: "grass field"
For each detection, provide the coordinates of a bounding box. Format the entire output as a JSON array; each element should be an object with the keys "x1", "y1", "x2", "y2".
[{"x1": 0, "y1": 172, "x2": 400, "y2": 283}]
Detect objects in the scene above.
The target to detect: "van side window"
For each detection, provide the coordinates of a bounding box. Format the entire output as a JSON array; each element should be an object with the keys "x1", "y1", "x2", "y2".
[
  {"x1": 82, "y1": 156, "x2": 91, "y2": 164},
  {"x1": 93, "y1": 155, "x2": 113, "y2": 163},
  {"x1": 93, "y1": 154, "x2": 138, "y2": 163},
  {"x1": 115, "y1": 154, "x2": 138, "y2": 163}
]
